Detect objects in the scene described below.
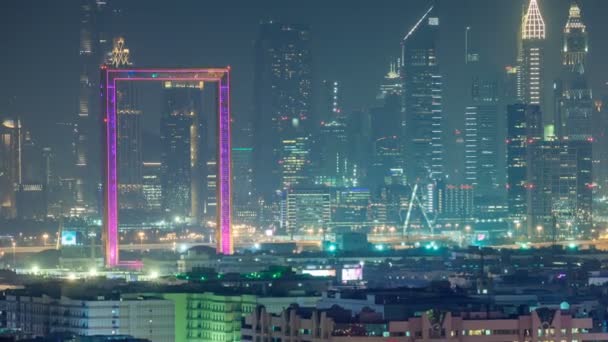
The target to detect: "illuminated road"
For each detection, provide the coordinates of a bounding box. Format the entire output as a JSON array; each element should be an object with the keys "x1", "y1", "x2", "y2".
[
  {"x1": 2, "y1": 238, "x2": 608, "y2": 255},
  {"x1": 0, "y1": 240, "x2": 323, "y2": 255}
]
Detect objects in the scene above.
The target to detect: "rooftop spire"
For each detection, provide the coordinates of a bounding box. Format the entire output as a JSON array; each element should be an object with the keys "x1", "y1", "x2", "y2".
[
  {"x1": 565, "y1": 1, "x2": 585, "y2": 32},
  {"x1": 109, "y1": 37, "x2": 131, "y2": 68},
  {"x1": 522, "y1": 0, "x2": 546, "y2": 40}
]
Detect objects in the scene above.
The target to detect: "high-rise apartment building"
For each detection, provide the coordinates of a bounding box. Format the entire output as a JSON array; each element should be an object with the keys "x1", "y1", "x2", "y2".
[{"x1": 253, "y1": 21, "x2": 313, "y2": 197}]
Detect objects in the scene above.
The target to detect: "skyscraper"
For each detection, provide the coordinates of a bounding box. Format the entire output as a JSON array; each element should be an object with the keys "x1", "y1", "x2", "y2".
[
  {"x1": 0, "y1": 119, "x2": 20, "y2": 219},
  {"x1": 160, "y1": 82, "x2": 203, "y2": 219},
  {"x1": 464, "y1": 78, "x2": 500, "y2": 198},
  {"x1": 528, "y1": 140, "x2": 592, "y2": 238},
  {"x1": 253, "y1": 21, "x2": 313, "y2": 197},
  {"x1": 555, "y1": 2, "x2": 592, "y2": 141},
  {"x1": 521, "y1": 0, "x2": 546, "y2": 109},
  {"x1": 285, "y1": 188, "x2": 331, "y2": 237},
  {"x1": 76, "y1": 0, "x2": 111, "y2": 210},
  {"x1": 402, "y1": 5, "x2": 444, "y2": 184},
  {"x1": 111, "y1": 38, "x2": 144, "y2": 210},
  {"x1": 320, "y1": 80, "x2": 341, "y2": 123},
  {"x1": 506, "y1": 104, "x2": 543, "y2": 223}
]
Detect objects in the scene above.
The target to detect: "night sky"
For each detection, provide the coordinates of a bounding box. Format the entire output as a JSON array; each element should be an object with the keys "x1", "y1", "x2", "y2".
[{"x1": 2, "y1": 0, "x2": 608, "y2": 175}]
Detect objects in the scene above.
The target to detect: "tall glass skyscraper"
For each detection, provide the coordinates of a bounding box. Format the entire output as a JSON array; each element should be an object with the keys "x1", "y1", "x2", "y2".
[
  {"x1": 160, "y1": 82, "x2": 203, "y2": 219},
  {"x1": 253, "y1": 21, "x2": 313, "y2": 197},
  {"x1": 555, "y1": 2, "x2": 592, "y2": 141},
  {"x1": 506, "y1": 104, "x2": 543, "y2": 225},
  {"x1": 402, "y1": 6, "x2": 444, "y2": 184},
  {"x1": 77, "y1": 0, "x2": 112, "y2": 210}
]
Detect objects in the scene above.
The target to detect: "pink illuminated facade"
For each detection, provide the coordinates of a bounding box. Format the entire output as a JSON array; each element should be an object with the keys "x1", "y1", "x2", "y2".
[{"x1": 101, "y1": 67, "x2": 233, "y2": 268}]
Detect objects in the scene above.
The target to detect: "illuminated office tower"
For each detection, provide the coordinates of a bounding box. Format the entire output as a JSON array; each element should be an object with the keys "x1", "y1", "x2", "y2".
[
  {"x1": 142, "y1": 162, "x2": 162, "y2": 211},
  {"x1": 285, "y1": 188, "x2": 331, "y2": 237},
  {"x1": 333, "y1": 188, "x2": 370, "y2": 227},
  {"x1": 528, "y1": 140, "x2": 592, "y2": 239},
  {"x1": 204, "y1": 159, "x2": 217, "y2": 220},
  {"x1": 76, "y1": 0, "x2": 111, "y2": 209},
  {"x1": 42, "y1": 147, "x2": 55, "y2": 188},
  {"x1": 253, "y1": 21, "x2": 313, "y2": 196},
  {"x1": 160, "y1": 82, "x2": 203, "y2": 219},
  {"x1": 402, "y1": 5, "x2": 444, "y2": 183},
  {"x1": 280, "y1": 137, "x2": 311, "y2": 189},
  {"x1": 463, "y1": 27, "x2": 500, "y2": 198},
  {"x1": 521, "y1": 0, "x2": 546, "y2": 109},
  {"x1": 506, "y1": 104, "x2": 543, "y2": 222},
  {"x1": 317, "y1": 120, "x2": 354, "y2": 188},
  {"x1": 464, "y1": 79, "x2": 500, "y2": 197},
  {"x1": 555, "y1": 2, "x2": 592, "y2": 140},
  {"x1": 232, "y1": 148, "x2": 255, "y2": 224},
  {"x1": 0, "y1": 119, "x2": 20, "y2": 218},
  {"x1": 371, "y1": 78, "x2": 403, "y2": 187},
  {"x1": 232, "y1": 148, "x2": 254, "y2": 206},
  {"x1": 320, "y1": 80, "x2": 341, "y2": 122},
  {"x1": 594, "y1": 100, "x2": 608, "y2": 197}
]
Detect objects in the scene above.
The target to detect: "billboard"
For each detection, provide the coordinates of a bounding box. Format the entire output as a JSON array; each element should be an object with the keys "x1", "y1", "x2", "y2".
[
  {"x1": 341, "y1": 264, "x2": 363, "y2": 283},
  {"x1": 61, "y1": 231, "x2": 77, "y2": 246}
]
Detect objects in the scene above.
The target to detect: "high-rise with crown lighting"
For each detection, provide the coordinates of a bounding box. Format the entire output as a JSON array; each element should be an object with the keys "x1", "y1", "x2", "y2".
[
  {"x1": 555, "y1": 1, "x2": 592, "y2": 141},
  {"x1": 521, "y1": 0, "x2": 546, "y2": 110}
]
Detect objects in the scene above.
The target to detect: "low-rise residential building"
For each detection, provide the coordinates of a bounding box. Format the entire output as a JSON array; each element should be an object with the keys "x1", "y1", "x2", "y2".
[
  {"x1": 2, "y1": 293, "x2": 174, "y2": 342},
  {"x1": 243, "y1": 306, "x2": 608, "y2": 341},
  {"x1": 163, "y1": 291, "x2": 320, "y2": 342}
]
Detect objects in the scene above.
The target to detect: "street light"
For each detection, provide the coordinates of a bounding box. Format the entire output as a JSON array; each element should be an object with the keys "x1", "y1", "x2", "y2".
[
  {"x1": 138, "y1": 232, "x2": 145, "y2": 246},
  {"x1": 536, "y1": 225, "x2": 543, "y2": 240},
  {"x1": 42, "y1": 233, "x2": 49, "y2": 246}
]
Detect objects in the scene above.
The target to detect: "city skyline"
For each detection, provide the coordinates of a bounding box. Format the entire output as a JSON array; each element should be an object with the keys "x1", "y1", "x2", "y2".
[
  {"x1": 2, "y1": 1, "x2": 608, "y2": 157},
  {"x1": 0, "y1": 0, "x2": 608, "y2": 249},
  {"x1": 4, "y1": 2, "x2": 608, "y2": 341}
]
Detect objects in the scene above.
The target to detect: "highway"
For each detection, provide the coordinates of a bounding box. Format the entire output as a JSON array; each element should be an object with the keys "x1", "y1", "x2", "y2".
[{"x1": 2, "y1": 238, "x2": 608, "y2": 255}]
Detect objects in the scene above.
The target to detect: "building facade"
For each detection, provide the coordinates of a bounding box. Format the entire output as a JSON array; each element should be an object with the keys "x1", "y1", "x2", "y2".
[
  {"x1": 521, "y1": 0, "x2": 546, "y2": 111},
  {"x1": 243, "y1": 306, "x2": 608, "y2": 341},
  {"x1": 402, "y1": 6, "x2": 444, "y2": 184},
  {"x1": 285, "y1": 188, "x2": 331, "y2": 237},
  {"x1": 506, "y1": 104, "x2": 543, "y2": 226},
  {"x1": 3, "y1": 294, "x2": 174, "y2": 342},
  {"x1": 253, "y1": 21, "x2": 313, "y2": 197}
]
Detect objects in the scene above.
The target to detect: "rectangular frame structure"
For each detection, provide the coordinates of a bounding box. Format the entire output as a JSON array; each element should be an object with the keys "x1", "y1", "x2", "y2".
[{"x1": 101, "y1": 67, "x2": 233, "y2": 268}]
